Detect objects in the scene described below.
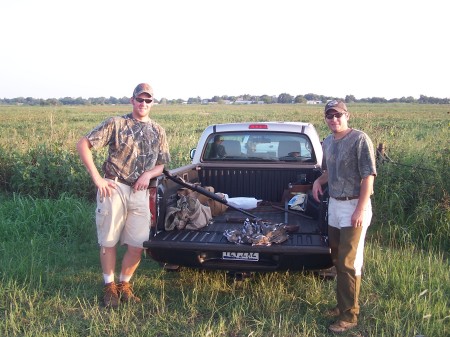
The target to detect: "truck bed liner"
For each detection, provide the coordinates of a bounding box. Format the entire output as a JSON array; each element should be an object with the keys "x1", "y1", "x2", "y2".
[{"x1": 146, "y1": 203, "x2": 328, "y2": 252}]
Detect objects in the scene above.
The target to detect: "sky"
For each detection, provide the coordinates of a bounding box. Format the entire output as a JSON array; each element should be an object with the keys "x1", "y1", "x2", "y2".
[{"x1": 0, "y1": 0, "x2": 448, "y2": 101}]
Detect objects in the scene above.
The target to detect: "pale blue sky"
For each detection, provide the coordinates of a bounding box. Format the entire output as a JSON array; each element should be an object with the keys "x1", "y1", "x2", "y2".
[{"x1": 1, "y1": 0, "x2": 448, "y2": 100}]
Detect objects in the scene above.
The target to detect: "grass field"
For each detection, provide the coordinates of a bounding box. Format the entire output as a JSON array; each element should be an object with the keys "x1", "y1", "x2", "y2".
[{"x1": 0, "y1": 103, "x2": 449, "y2": 336}]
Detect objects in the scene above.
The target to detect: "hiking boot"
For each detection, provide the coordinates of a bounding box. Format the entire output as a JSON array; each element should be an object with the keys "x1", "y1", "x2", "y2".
[
  {"x1": 328, "y1": 320, "x2": 357, "y2": 333},
  {"x1": 325, "y1": 306, "x2": 340, "y2": 317},
  {"x1": 118, "y1": 281, "x2": 141, "y2": 303},
  {"x1": 103, "y1": 282, "x2": 119, "y2": 308}
]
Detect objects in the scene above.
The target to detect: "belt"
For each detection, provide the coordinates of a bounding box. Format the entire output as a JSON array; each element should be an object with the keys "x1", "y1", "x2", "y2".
[
  {"x1": 333, "y1": 196, "x2": 359, "y2": 201},
  {"x1": 104, "y1": 175, "x2": 134, "y2": 186}
]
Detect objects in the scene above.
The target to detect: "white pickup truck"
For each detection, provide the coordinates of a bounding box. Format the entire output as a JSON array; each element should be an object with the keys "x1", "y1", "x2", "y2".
[{"x1": 143, "y1": 122, "x2": 332, "y2": 272}]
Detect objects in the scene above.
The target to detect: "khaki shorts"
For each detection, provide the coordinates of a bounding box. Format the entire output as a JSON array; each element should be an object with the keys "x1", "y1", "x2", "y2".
[
  {"x1": 95, "y1": 179, "x2": 151, "y2": 248},
  {"x1": 328, "y1": 197, "x2": 372, "y2": 229}
]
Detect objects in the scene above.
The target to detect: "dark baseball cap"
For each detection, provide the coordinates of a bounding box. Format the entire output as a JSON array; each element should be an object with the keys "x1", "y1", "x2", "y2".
[
  {"x1": 325, "y1": 100, "x2": 348, "y2": 114},
  {"x1": 133, "y1": 83, "x2": 153, "y2": 98}
]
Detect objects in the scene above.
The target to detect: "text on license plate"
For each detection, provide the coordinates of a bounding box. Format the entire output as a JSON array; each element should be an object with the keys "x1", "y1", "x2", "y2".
[{"x1": 222, "y1": 252, "x2": 259, "y2": 261}]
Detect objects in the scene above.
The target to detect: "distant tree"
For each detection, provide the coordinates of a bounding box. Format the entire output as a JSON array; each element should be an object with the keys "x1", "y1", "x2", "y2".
[
  {"x1": 419, "y1": 95, "x2": 447, "y2": 104},
  {"x1": 60, "y1": 97, "x2": 73, "y2": 105},
  {"x1": 418, "y1": 95, "x2": 429, "y2": 104},
  {"x1": 278, "y1": 93, "x2": 293, "y2": 104},
  {"x1": 345, "y1": 95, "x2": 356, "y2": 103},
  {"x1": 94, "y1": 97, "x2": 105, "y2": 105},
  {"x1": 260, "y1": 94, "x2": 273, "y2": 104},
  {"x1": 25, "y1": 97, "x2": 36, "y2": 105},
  {"x1": 294, "y1": 95, "x2": 306, "y2": 103},
  {"x1": 401, "y1": 96, "x2": 415, "y2": 103},
  {"x1": 370, "y1": 97, "x2": 387, "y2": 103},
  {"x1": 223, "y1": 95, "x2": 237, "y2": 102},
  {"x1": 45, "y1": 98, "x2": 59, "y2": 106},
  {"x1": 3, "y1": 92, "x2": 448, "y2": 106},
  {"x1": 304, "y1": 93, "x2": 320, "y2": 101},
  {"x1": 187, "y1": 96, "x2": 201, "y2": 104},
  {"x1": 108, "y1": 96, "x2": 118, "y2": 104},
  {"x1": 119, "y1": 96, "x2": 130, "y2": 104}
]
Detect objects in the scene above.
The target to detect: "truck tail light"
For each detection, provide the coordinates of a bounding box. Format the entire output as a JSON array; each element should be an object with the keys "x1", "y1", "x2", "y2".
[
  {"x1": 248, "y1": 124, "x2": 268, "y2": 129},
  {"x1": 149, "y1": 187, "x2": 157, "y2": 228}
]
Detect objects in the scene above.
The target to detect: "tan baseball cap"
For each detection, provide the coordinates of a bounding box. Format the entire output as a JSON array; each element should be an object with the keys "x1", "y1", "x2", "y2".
[
  {"x1": 325, "y1": 100, "x2": 348, "y2": 114},
  {"x1": 133, "y1": 83, "x2": 153, "y2": 98}
]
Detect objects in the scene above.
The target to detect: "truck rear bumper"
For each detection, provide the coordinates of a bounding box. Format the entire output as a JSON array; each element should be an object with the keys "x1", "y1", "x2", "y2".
[{"x1": 144, "y1": 230, "x2": 332, "y2": 271}]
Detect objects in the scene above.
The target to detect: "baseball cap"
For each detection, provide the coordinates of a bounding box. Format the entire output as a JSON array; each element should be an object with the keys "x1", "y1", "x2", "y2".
[
  {"x1": 325, "y1": 100, "x2": 348, "y2": 114},
  {"x1": 133, "y1": 83, "x2": 153, "y2": 98}
]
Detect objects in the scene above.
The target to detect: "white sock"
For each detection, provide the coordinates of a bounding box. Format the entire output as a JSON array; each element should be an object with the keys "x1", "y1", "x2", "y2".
[
  {"x1": 119, "y1": 273, "x2": 132, "y2": 283},
  {"x1": 103, "y1": 273, "x2": 115, "y2": 284}
]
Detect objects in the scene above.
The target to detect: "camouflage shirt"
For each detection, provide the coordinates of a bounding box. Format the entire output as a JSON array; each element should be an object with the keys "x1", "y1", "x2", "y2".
[
  {"x1": 322, "y1": 129, "x2": 377, "y2": 198},
  {"x1": 86, "y1": 113, "x2": 170, "y2": 184}
]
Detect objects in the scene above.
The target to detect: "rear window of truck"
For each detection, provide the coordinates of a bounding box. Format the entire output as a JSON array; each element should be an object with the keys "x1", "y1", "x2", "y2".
[{"x1": 202, "y1": 132, "x2": 316, "y2": 163}]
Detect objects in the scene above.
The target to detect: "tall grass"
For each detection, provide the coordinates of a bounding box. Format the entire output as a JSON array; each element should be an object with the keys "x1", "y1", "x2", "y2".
[
  {"x1": 0, "y1": 103, "x2": 449, "y2": 336},
  {"x1": 1, "y1": 197, "x2": 448, "y2": 337}
]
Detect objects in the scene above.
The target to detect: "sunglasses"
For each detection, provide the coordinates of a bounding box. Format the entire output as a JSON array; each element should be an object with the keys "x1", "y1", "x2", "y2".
[
  {"x1": 325, "y1": 112, "x2": 345, "y2": 119},
  {"x1": 135, "y1": 97, "x2": 153, "y2": 104}
]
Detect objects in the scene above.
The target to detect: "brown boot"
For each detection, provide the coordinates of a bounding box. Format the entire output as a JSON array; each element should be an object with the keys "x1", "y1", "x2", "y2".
[
  {"x1": 325, "y1": 306, "x2": 340, "y2": 317},
  {"x1": 103, "y1": 282, "x2": 119, "y2": 308},
  {"x1": 118, "y1": 281, "x2": 141, "y2": 303},
  {"x1": 328, "y1": 320, "x2": 357, "y2": 333}
]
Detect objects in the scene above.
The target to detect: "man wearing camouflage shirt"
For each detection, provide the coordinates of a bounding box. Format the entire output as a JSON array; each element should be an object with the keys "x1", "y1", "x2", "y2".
[
  {"x1": 77, "y1": 83, "x2": 170, "y2": 308},
  {"x1": 312, "y1": 100, "x2": 377, "y2": 333}
]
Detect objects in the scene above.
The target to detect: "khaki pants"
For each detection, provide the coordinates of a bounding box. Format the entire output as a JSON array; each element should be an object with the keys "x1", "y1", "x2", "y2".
[
  {"x1": 329, "y1": 226, "x2": 368, "y2": 322},
  {"x1": 328, "y1": 198, "x2": 371, "y2": 323}
]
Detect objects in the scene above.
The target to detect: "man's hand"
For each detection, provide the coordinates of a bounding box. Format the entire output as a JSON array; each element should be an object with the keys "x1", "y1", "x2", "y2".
[
  {"x1": 312, "y1": 180, "x2": 323, "y2": 202},
  {"x1": 95, "y1": 177, "x2": 116, "y2": 198},
  {"x1": 132, "y1": 164, "x2": 165, "y2": 193},
  {"x1": 312, "y1": 171, "x2": 328, "y2": 202},
  {"x1": 133, "y1": 171, "x2": 152, "y2": 193},
  {"x1": 351, "y1": 208, "x2": 365, "y2": 227}
]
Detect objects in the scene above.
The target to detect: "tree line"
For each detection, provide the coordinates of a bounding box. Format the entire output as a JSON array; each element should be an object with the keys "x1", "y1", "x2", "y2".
[{"x1": 0, "y1": 93, "x2": 448, "y2": 106}]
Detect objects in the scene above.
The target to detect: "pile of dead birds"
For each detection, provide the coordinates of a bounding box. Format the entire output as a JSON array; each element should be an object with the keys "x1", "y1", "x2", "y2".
[{"x1": 223, "y1": 219, "x2": 289, "y2": 246}]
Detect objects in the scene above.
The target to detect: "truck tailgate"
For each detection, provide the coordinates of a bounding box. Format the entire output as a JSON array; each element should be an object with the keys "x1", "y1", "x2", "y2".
[{"x1": 144, "y1": 204, "x2": 332, "y2": 271}]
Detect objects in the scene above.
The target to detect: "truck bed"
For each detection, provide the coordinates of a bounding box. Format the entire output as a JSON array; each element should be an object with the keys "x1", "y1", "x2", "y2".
[{"x1": 144, "y1": 202, "x2": 332, "y2": 272}]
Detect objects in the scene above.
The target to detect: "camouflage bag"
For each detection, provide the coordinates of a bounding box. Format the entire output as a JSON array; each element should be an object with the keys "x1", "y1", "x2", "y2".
[{"x1": 165, "y1": 188, "x2": 212, "y2": 231}]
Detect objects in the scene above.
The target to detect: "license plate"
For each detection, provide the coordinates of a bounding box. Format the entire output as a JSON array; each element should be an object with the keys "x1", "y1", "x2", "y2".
[{"x1": 222, "y1": 252, "x2": 259, "y2": 261}]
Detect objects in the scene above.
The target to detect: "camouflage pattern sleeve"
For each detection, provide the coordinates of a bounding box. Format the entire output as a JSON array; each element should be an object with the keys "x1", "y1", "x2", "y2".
[
  {"x1": 357, "y1": 132, "x2": 377, "y2": 179},
  {"x1": 85, "y1": 117, "x2": 117, "y2": 149}
]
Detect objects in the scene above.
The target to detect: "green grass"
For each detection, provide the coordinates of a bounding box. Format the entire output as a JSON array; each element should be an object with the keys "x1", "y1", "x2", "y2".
[{"x1": 0, "y1": 103, "x2": 449, "y2": 336}]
